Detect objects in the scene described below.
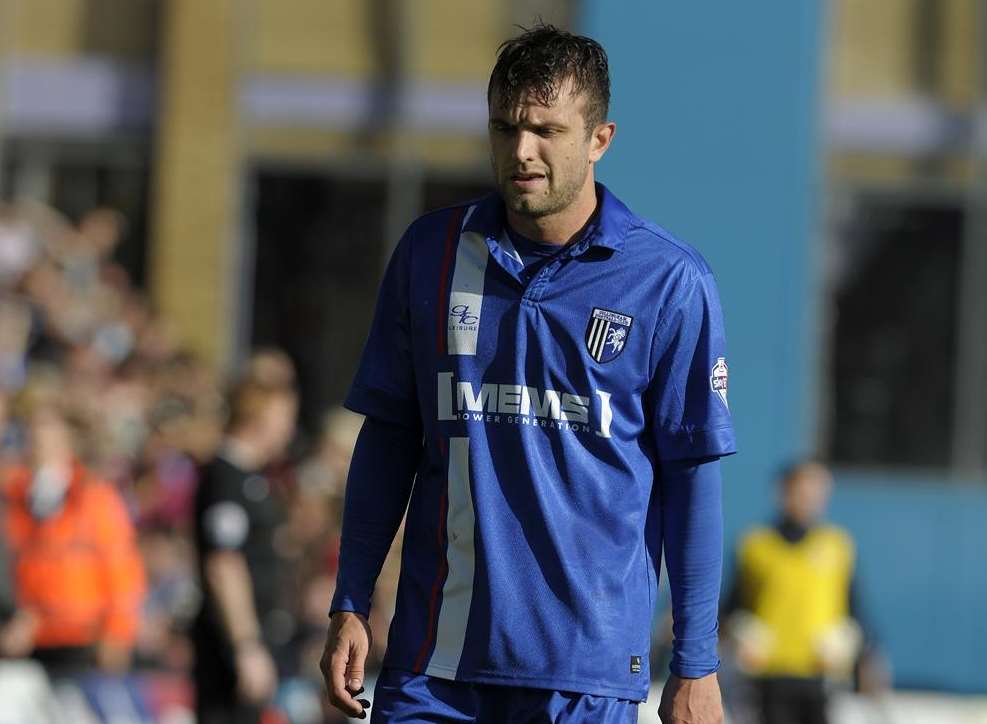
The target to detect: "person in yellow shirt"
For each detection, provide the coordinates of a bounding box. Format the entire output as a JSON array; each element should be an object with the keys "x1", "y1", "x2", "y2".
[{"x1": 723, "y1": 461, "x2": 865, "y2": 724}]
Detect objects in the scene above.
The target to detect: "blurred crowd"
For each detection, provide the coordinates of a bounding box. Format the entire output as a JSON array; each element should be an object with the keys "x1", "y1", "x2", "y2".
[{"x1": 0, "y1": 200, "x2": 397, "y2": 723}]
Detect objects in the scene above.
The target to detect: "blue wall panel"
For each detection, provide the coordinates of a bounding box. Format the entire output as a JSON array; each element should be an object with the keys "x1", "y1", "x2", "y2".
[
  {"x1": 580, "y1": 3, "x2": 825, "y2": 547},
  {"x1": 830, "y1": 475, "x2": 987, "y2": 692},
  {"x1": 581, "y1": 2, "x2": 987, "y2": 694}
]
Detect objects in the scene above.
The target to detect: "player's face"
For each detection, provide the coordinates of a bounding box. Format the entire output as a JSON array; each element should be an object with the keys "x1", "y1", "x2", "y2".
[{"x1": 488, "y1": 81, "x2": 606, "y2": 219}]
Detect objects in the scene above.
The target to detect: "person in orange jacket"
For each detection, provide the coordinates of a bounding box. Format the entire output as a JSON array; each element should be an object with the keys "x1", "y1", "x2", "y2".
[{"x1": 2, "y1": 398, "x2": 146, "y2": 675}]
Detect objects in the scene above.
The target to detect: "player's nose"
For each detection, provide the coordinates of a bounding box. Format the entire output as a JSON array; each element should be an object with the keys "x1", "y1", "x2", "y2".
[{"x1": 512, "y1": 129, "x2": 538, "y2": 162}]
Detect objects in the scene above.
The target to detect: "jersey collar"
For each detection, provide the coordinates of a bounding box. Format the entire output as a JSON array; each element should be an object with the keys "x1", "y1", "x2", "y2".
[{"x1": 463, "y1": 182, "x2": 632, "y2": 255}]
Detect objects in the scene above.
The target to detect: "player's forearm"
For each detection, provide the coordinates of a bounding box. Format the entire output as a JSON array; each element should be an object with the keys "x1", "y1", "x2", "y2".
[
  {"x1": 661, "y1": 456, "x2": 724, "y2": 679},
  {"x1": 330, "y1": 415, "x2": 422, "y2": 617},
  {"x1": 205, "y1": 550, "x2": 263, "y2": 645}
]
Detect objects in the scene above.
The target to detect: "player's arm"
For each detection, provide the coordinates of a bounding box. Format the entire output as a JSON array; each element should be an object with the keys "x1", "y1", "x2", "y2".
[
  {"x1": 321, "y1": 216, "x2": 428, "y2": 718},
  {"x1": 329, "y1": 415, "x2": 422, "y2": 617},
  {"x1": 648, "y1": 270, "x2": 735, "y2": 723},
  {"x1": 661, "y1": 456, "x2": 723, "y2": 676},
  {"x1": 657, "y1": 457, "x2": 724, "y2": 723},
  {"x1": 322, "y1": 414, "x2": 422, "y2": 719}
]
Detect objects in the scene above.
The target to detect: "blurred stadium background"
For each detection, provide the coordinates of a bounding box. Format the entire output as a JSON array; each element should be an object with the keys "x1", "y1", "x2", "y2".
[{"x1": 0, "y1": 1, "x2": 986, "y2": 722}]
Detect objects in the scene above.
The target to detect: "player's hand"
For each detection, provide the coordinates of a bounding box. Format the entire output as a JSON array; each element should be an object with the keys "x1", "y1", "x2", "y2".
[
  {"x1": 657, "y1": 672, "x2": 724, "y2": 724},
  {"x1": 321, "y1": 611, "x2": 373, "y2": 719},
  {"x1": 234, "y1": 639, "x2": 278, "y2": 705}
]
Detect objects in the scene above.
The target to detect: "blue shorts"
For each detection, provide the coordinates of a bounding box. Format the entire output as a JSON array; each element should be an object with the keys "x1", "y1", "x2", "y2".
[{"x1": 368, "y1": 668, "x2": 639, "y2": 723}]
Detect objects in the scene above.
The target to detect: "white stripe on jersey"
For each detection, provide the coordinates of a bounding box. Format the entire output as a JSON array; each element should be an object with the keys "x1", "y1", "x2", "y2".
[
  {"x1": 447, "y1": 207, "x2": 487, "y2": 356},
  {"x1": 425, "y1": 436, "x2": 476, "y2": 679}
]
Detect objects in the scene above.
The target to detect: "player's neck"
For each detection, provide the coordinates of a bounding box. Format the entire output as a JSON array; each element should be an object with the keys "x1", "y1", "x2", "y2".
[{"x1": 506, "y1": 176, "x2": 599, "y2": 245}]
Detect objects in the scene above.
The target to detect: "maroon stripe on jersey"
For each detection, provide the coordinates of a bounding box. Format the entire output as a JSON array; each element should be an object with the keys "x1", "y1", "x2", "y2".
[
  {"x1": 413, "y1": 435, "x2": 450, "y2": 672},
  {"x1": 435, "y1": 209, "x2": 465, "y2": 356}
]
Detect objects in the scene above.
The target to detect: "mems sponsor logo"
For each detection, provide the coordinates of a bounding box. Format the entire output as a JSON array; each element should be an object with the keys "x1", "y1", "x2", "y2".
[{"x1": 436, "y1": 372, "x2": 614, "y2": 438}]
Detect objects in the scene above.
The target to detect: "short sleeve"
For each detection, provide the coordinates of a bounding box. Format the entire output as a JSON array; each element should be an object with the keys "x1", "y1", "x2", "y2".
[
  {"x1": 648, "y1": 271, "x2": 737, "y2": 461},
  {"x1": 197, "y1": 463, "x2": 250, "y2": 553},
  {"x1": 344, "y1": 232, "x2": 420, "y2": 428}
]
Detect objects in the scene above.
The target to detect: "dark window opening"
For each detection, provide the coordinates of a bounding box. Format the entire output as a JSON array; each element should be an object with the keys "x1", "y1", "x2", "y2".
[
  {"x1": 827, "y1": 197, "x2": 961, "y2": 468},
  {"x1": 251, "y1": 169, "x2": 492, "y2": 437}
]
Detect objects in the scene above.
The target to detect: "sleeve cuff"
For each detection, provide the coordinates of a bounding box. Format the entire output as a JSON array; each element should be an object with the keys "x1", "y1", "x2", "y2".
[
  {"x1": 657, "y1": 424, "x2": 737, "y2": 462},
  {"x1": 670, "y1": 644, "x2": 721, "y2": 679},
  {"x1": 670, "y1": 659, "x2": 721, "y2": 679},
  {"x1": 329, "y1": 589, "x2": 371, "y2": 619}
]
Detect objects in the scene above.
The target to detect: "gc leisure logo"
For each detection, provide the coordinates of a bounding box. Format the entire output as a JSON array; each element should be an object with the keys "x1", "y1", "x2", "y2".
[{"x1": 449, "y1": 304, "x2": 479, "y2": 328}]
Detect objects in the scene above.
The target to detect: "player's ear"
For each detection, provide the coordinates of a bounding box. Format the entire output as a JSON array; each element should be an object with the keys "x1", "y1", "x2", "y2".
[{"x1": 588, "y1": 121, "x2": 616, "y2": 163}]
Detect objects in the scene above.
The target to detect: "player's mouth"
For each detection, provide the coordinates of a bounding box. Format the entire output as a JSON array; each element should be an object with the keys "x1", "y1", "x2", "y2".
[{"x1": 510, "y1": 172, "x2": 546, "y2": 190}]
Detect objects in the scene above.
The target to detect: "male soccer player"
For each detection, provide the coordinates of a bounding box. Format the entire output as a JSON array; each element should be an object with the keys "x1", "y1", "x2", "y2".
[{"x1": 321, "y1": 25, "x2": 735, "y2": 723}]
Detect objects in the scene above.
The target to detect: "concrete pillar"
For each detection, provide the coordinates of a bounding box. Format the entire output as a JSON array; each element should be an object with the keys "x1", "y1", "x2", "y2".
[
  {"x1": 150, "y1": 0, "x2": 240, "y2": 369},
  {"x1": 0, "y1": 0, "x2": 10, "y2": 193}
]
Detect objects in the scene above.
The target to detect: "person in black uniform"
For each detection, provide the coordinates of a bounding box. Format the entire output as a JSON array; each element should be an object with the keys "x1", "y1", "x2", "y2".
[{"x1": 193, "y1": 377, "x2": 298, "y2": 724}]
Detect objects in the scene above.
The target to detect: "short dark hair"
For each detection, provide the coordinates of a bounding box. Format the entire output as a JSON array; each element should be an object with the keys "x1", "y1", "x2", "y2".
[{"x1": 487, "y1": 24, "x2": 611, "y2": 131}]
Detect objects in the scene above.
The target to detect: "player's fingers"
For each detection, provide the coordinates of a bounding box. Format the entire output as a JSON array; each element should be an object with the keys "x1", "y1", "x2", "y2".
[
  {"x1": 344, "y1": 638, "x2": 369, "y2": 694},
  {"x1": 327, "y1": 648, "x2": 364, "y2": 716}
]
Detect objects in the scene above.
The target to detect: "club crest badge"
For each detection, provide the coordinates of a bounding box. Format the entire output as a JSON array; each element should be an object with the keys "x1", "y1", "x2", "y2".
[
  {"x1": 585, "y1": 308, "x2": 633, "y2": 363},
  {"x1": 710, "y1": 357, "x2": 729, "y2": 409}
]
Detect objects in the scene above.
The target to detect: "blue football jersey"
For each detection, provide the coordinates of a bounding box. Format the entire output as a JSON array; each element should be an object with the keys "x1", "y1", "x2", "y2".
[{"x1": 343, "y1": 183, "x2": 736, "y2": 700}]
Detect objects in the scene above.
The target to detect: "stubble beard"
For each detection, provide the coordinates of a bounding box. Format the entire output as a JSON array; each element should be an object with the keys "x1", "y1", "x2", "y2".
[{"x1": 500, "y1": 164, "x2": 588, "y2": 220}]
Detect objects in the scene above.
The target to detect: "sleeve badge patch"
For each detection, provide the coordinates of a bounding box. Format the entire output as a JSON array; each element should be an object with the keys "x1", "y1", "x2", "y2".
[
  {"x1": 585, "y1": 308, "x2": 633, "y2": 363},
  {"x1": 710, "y1": 357, "x2": 729, "y2": 409},
  {"x1": 204, "y1": 501, "x2": 250, "y2": 549}
]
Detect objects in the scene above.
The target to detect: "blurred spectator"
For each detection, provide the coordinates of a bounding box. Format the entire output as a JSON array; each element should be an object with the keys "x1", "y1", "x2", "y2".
[
  {"x1": 0, "y1": 390, "x2": 21, "y2": 467},
  {"x1": 721, "y1": 461, "x2": 878, "y2": 724},
  {"x1": 296, "y1": 406, "x2": 361, "y2": 502},
  {"x1": 0, "y1": 295, "x2": 32, "y2": 392},
  {"x1": 0, "y1": 203, "x2": 40, "y2": 286},
  {"x1": 192, "y1": 377, "x2": 297, "y2": 724},
  {"x1": 2, "y1": 389, "x2": 146, "y2": 675},
  {"x1": 244, "y1": 347, "x2": 297, "y2": 389}
]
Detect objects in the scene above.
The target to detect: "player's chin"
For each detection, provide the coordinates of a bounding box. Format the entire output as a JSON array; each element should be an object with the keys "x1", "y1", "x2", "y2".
[{"x1": 503, "y1": 191, "x2": 551, "y2": 217}]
